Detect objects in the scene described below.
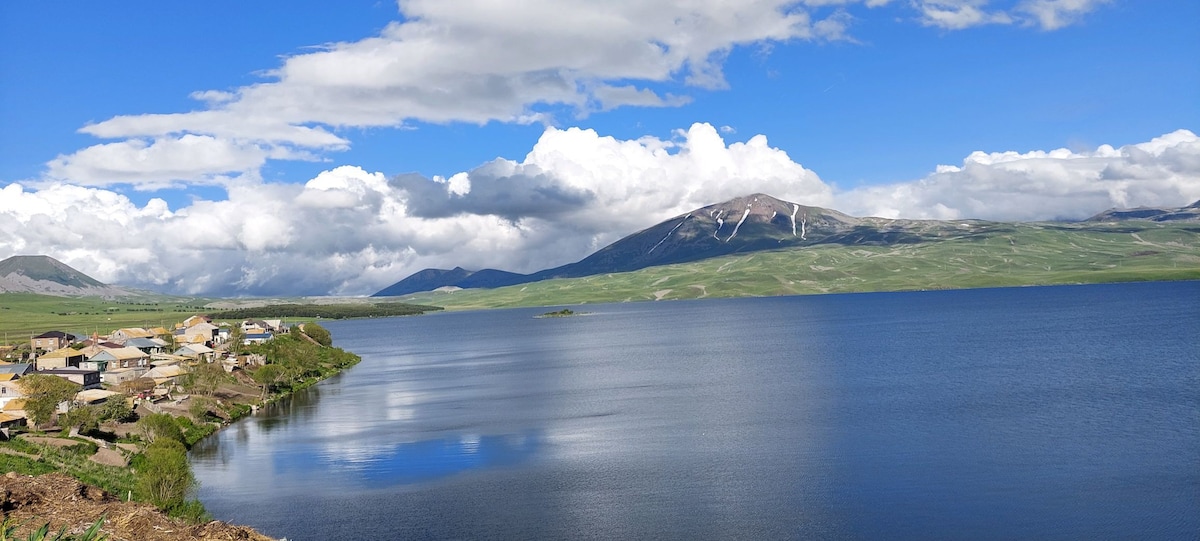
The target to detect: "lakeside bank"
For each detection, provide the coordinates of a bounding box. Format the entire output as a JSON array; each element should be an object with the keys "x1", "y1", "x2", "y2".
[{"x1": 0, "y1": 321, "x2": 363, "y2": 539}]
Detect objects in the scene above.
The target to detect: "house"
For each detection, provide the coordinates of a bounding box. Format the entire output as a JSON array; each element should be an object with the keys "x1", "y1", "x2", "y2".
[
  {"x1": 34, "y1": 347, "x2": 85, "y2": 370},
  {"x1": 177, "y1": 322, "x2": 218, "y2": 346},
  {"x1": 124, "y1": 337, "x2": 167, "y2": 355},
  {"x1": 0, "y1": 380, "x2": 25, "y2": 409},
  {"x1": 241, "y1": 319, "x2": 270, "y2": 333},
  {"x1": 37, "y1": 368, "x2": 101, "y2": 390},
  {"x1": 181, "y1": 315, "x2": 212, "y2": 328},
  {"x1": 84, "y1": 346, "x2": 150, "y2": 372},
  {"x1": 111, "y1": 328, "x2": 154, "y2": 343},
  {"x1": 174, "y1": 344, "x2": 215, "y2": 362},
  {"x1": 30, "y1": 331, "x2": 75, "y2": 352},
  {"x1": 102, "y1": 367, "x2": 147, "y2": 386}
]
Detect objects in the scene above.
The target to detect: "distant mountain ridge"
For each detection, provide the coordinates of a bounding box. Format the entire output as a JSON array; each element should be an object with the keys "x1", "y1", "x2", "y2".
[
  {"x1": 1085, "y1": 200, "x2": 1200, "y2": 222},
  {"x1": 0, "y1": 255, "x2": 135, "y2": 297},
  {"x1": 373, "y1": 195, "x2": 1200, "y2": 297}
]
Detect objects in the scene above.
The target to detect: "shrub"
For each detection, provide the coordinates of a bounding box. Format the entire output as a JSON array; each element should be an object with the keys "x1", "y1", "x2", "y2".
[
  {"x1": 136, "y1": 413, "x2": 183, "y2": 445},
  {"x1": 135, "y1": 439, "x2": 193, "y2": 514}
]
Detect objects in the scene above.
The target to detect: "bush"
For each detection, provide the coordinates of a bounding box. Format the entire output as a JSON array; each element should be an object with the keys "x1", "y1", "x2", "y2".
[
  {"x1": 136, "y1": 413, "x2": 183, "y2": 445},
  {"x1": 135, "y1": 439, "x2": 194, "y2": 514}
]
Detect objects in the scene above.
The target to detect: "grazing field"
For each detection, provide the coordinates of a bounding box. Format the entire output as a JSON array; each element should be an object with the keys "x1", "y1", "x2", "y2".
[
  {"x1": 400, "y1": 221, "x2": 1200, "y2": 309},
  {"x1": 0, "y1": 293, "x2": 212, "y2": 344}
]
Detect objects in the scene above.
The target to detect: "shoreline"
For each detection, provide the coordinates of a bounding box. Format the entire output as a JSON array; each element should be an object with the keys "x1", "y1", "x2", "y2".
[{"x1": 0, "y1": 323, "x2": 363, "y2": 540}]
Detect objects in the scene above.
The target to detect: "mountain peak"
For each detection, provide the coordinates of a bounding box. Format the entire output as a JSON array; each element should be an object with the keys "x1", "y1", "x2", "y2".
[
  {"x1": 0, "y1": 255, "x2": 135, "y2": 297},
  {"x1": 374, "y1": 193, "x2": 872, "y2": 296},
  {"x1": 0, "y1": 255, "x2": 104, "y2": 288}
]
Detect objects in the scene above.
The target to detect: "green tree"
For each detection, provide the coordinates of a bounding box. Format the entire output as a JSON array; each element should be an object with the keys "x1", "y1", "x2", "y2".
[
  {"x1": 188, "y1": 396, "x2": 215, "y2": 420},
  {"x1": 59, "y1": 405, "x2": 100, "y2": 434},
  {"x1": 99, "y1": 397, "x2": 134, "y2": 423},
  {"x1": 179, "y1": 362, "x2": 225, "y2": 396},
  {"x1": 227, "y1": 324, "x2": 245, "y2": 352},
  {"x1": 17, "y1": 374, "x2": 80, "y2": 429},
  {"x1": 135, "y1": 438, "x2": 194, "y2": 513},
  {"x1": 137, "y1": 413, "x2": 183, "y2": 444},
  {"x1": 250, "y1": 364, "x2": 285, "y2": 400},
  {"x1": 302, "y1": 322, "x2": 332, "y2": 347}
]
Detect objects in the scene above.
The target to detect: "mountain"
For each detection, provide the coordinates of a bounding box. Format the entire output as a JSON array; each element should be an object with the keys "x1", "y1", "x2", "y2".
[
  {"x1": 1085, "y1": 200, "x2": 1200, "y2": 222},
  {"x1": 372, "y1": 267, "x2": 528, "y2": 297},
  {"x1": 0, "y1": 255, "x2": 135, "y2": 297},
  {"x1": 374, "y1": 193, "x2": 1002, "y2": 297}
]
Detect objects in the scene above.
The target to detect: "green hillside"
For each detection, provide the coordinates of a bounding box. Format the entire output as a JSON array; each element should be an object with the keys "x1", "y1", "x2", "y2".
[{"x1": 398, "y1": 221, "x2": 1200, "y2": 309}]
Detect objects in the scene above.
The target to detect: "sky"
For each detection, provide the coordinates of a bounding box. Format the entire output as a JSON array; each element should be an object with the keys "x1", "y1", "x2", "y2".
[{"x1": 1, "y1": 0, "x2": 1198, "y2": 297}]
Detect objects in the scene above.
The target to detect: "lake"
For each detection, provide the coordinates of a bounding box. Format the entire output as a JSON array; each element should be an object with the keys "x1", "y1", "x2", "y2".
[{"x1": 191, "y1": 282, "x2": 1200, "y2": 540}]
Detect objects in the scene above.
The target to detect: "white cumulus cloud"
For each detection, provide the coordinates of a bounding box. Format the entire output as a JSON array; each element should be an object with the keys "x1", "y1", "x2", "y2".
[
  {"x1": 42, "y1": 0, "x2": 1113, "y2": 190},
  {"x1": 836, "y1": 129, "x2": 1200, "y2": 220},
  {"x1": 5, "y1": 125, "x2": 1194, "y2": 297}
]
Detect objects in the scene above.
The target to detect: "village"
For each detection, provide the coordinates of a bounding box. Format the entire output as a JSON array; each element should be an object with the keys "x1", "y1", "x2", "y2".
[{"x1": 0, "y1": 315, "x2": 289, "y2": 434}]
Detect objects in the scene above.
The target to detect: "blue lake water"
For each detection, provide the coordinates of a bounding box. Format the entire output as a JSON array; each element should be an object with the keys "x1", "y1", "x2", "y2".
[{"x1": 191, "y1": 282, "x2": 1200, "y2": 540}]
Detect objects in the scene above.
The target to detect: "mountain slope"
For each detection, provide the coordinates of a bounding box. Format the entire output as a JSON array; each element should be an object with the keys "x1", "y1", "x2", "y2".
[
  {"x1": 374, "y1": 195, "x2": 1200, "y2": 298},
  {"x1": 1085, "y1": 200, "x2": 1200, "y2": 222},
  {"x1": 372, "y1": 266, "x2": 529, "y2": 297},
  {"x1": 0, "y1": 255, "x2": 134, "y2": 297},
  {"x1": 531, "y1": 194, "x2": 861, "y2": 279},
  {"x1": 375, "y1": 193, "x2": 998, "y2": 296},
  {"x1": 399, "y1": 220, "x2": 1200, "y2": 309}
]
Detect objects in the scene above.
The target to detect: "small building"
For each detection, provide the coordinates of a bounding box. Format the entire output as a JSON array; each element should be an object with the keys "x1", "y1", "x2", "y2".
[
  {"x1": 0, "y1": 364, "x2": 35, "y2": 378},
  {"x1": 30, "y1": 331, "x2": 75, "y2": 352},
  {"x1": 177, "y1": 322, "x2": 218, "y2": 346},
  {"x1": 75, "y1": 388, "x2": 121, "y2": 406},
  {"x1": 174, "y1": 344, "x2": 215, "y2": 362},
  {"x1": 181, "y1": 315, "x2": 212, "y2": 328},
  {"x1": 37, "y1": 368, "x2": 101, "y2": 390},
  {"x1": 0, "y1": 380, "x2": 25, "y2": 409},
  {"x1": 101, "y1": 367, "x2": 147, "y2": 386},
  {"x1": 0, "y1": 399, "x2": 28, "y2": 430},
  {"x1": 111, "y1": 328, "x2": 154, "y2": 343},
  {"x1": 243, "y1": 332, "x2": 273, "y2": 345},
  {"x1": 124, "y1": 337, "x2": 168, "y2": 355},
  {"x1": 144, "y1": 365, "x2": 188, "y2": 386}
]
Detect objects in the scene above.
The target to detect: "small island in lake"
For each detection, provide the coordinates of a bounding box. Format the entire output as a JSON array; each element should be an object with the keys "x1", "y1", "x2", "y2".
[{"x1": 536, "y1": 308, "x2": 579, "y2": 318}]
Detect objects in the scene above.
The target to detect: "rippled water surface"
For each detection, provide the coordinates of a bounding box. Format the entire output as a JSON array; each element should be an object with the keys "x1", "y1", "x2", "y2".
[{"x1": 192, "y1": 282, "x2": 1200, "y2": 540}]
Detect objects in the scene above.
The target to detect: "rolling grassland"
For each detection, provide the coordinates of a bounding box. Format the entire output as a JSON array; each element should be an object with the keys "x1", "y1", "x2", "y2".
[{"x1": 400, "y1": 222, "x2": 1200, "y2": 309}]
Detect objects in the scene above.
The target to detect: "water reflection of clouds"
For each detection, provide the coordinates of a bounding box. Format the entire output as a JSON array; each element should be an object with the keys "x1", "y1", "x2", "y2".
[{"x1": 273, "y1": 430, "x2": 542, "y2": 488}]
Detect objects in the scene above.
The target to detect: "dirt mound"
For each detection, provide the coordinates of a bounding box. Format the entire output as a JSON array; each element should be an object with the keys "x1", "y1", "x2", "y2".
[{"x1": 0, "y1": 472, "x2": 275, "y2": 541}]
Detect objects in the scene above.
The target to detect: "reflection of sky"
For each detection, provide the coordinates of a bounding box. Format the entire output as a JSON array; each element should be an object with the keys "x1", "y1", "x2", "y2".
[
  {"x1": 192, "y1": 286, "x2": 1200, "y2": 540},
  {"x1": 290, "y1": 431, "x2": 543, "y2": 487}
]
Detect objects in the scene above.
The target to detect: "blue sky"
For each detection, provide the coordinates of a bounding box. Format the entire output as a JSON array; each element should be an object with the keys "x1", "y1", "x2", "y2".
[{"x1": 1, "y1": 0, "x2": 1198, "y2": 296}]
